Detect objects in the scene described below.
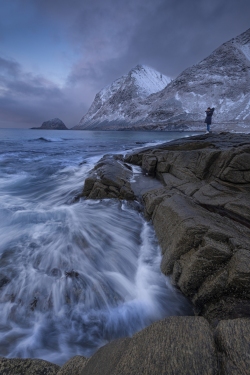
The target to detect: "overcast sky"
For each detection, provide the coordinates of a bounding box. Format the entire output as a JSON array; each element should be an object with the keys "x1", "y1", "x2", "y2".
[{"x1": 0, "y1": 0, "x2": 250, "y2": 128}]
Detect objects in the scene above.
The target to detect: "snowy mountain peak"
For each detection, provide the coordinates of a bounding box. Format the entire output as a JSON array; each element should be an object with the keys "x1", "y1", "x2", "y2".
[
  {"x1": 234, "y1": 28, "x2": 250, "y2": 62},
  {"x1": 128, "y1": 64, "x2": 171, "y2": 97},
  {"x1": 235, "y1": 27, "x2": 250, "y2": 45},
  {"x1": 76, "y1": 65, "x2": 171, "y2": 129}
]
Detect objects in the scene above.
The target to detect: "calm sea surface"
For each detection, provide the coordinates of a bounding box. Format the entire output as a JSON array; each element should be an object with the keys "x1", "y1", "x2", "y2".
[{"x1": 0, "y1": 128, "x2": 198, "y2": 365}]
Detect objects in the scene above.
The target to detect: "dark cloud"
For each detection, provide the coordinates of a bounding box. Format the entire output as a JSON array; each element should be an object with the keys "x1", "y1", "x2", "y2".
[
  {"x1": 113, "y1": 0, "x2": 250, "y2": 77},
  {"x1": 0, "y1": 0, "x2": 250, "y2": 128},
  {"x1": 65, "y1": 0, "x2": 250, "y2": 88},
  {"x1": 0, "y1": 56, "x2": 62, "y2": 101}
]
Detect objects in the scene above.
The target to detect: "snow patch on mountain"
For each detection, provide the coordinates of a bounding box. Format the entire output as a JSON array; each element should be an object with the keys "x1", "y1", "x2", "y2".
[
  {"x1": 75, "y1": 65, "x2": 171, "y2": 129},
  {"x1": 129, "y1": 65, "x2": 171, "y2": 97},
  {"x1": 239, "y1": 44, "x2": 250, "y2": 61}
]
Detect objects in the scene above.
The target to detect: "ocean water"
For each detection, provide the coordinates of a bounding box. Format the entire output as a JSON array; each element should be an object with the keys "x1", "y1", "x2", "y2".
[{"x1": 0, "y1": 128, "x2": 197, "y2": 365}]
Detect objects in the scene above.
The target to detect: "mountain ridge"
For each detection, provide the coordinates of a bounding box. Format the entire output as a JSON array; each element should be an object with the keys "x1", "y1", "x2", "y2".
[{"x1": 74, "y1": 65, "x2": 171, "y2": 130}]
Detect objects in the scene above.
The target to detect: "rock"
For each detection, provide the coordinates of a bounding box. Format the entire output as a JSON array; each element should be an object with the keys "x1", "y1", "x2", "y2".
[
  {"x1": 214, "y1": 319, "x2": 250, "y2": 375},
  {"x1": 74, "y1": 132, "x2": 250, "y2": 373},
  {"x1": 141, "y1": 155, "x2": 158, "y2": 176},
  {"x1": 80, "y1": 155, "x2": 135, "y2": 200},
  {"x1": 126, "y1": 132, "x2": 250, "y2": 322},
  {"x1": 79, "y1": 338, "x2": 131, "y2": 375},
  {"x1": 79, "y1": 133, "x2": 250, "y2": 322},
  {"x1": 58, "y1": 355, "x2": 88, "y2": 375},
  {"x1": 227, "y1": 250, "x2": 250, "y2": 293},
  {"x1": 0, "y1": 357, "x2": 60, "y2": 375},
  {"x1": 81, "y1": 316, "x2": 218, "y2": 375},
  {"x1": 31, "y1": 118, "x2": 68, "y2": 130},
  {"x1": 177, "y1": 236, "x2": 232, "y2": 298}
]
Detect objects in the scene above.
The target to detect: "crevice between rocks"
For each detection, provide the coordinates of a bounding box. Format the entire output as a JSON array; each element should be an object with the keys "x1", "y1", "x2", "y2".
[{"x1": 199, "y1": 203, "x2": 250, "y2": 230}]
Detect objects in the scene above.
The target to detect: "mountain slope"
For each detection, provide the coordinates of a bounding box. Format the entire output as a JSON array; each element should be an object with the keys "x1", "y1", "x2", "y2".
[
  {"x1": 75, "y1": 65, "x2": 171, "y2": 130},
  {"x1": 142, "y1": 27, "x2": 250, "y2": 130}
]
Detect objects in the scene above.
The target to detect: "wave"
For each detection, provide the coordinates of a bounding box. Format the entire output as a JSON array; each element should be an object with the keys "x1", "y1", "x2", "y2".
[
  {"x1": 0, "y1": 129, "x2": 196, "y2": 365},
  {"x1": 0, "y1": 199, "x2": 191, "y2": 365},
  {"x1": 29, "y1": 137, "x2": 64, "y2": 143}
]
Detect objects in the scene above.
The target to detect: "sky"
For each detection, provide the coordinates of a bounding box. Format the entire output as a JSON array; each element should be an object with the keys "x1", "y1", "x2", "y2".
[{"x1": 0, "y1": 0, "x2": 250, "y2": 129}]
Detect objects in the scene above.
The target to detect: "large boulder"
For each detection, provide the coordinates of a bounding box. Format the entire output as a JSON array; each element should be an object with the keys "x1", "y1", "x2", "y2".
[
  {"x1": 214, "y1": 319, "x2": 250, "y2": 375},
  {"x1": 3, "y1": 316, "x2": 250, "y2": 374},
  {"x1": 57, "y1": 355, "x2": 88, "y2": 375},
  {"x1": 80, "y1": 155, "x2": 135, "y2": 200},
  {"x1": 150, "y1": 192, "x2": 250, "y2": 321},
  {"x1": 80, "y1": 316, "x2": 218, "y2": 375}
]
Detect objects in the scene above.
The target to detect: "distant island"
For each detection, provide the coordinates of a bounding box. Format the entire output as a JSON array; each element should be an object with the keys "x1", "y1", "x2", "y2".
[{"x1": 31, "y1": 118, "x2": 68, "y2": 130}]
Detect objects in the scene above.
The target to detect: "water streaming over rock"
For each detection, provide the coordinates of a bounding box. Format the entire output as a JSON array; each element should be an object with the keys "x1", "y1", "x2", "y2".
[{"x1": 0, "y1": 129, "x2": 196, "y2": 365}]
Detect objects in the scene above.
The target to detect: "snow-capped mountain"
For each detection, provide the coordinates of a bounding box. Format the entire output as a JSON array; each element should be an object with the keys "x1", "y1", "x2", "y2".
[
  {"x1": 75, "y1": 28, "x2": 250, "y2": 131},
  {"x1": 74, "y1": 65, "x2": 171, "y2": 130}
]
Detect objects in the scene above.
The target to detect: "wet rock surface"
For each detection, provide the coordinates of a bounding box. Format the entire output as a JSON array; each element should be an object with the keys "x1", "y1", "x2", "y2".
[
  {"x1": 73, "y1": 132, "x2": 250, "y2": 374},
  {"x1": 125, "y1": 132, "x2": 250, "y2": 322},
  {"x1": 3, "y1": 316, "x2": 250, "y2": 374},
  {"x1": 80, "y1": 154, "x2": 135, "y2": 200}
]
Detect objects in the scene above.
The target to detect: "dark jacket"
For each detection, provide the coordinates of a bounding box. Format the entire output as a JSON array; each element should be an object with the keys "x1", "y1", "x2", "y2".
[{"x1": 204, "y1": 108, "x2": 214, "y2": 125}]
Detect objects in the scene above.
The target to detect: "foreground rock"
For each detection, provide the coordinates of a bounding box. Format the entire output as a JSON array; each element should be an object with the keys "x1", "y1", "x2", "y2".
[
  {"x1": 79, "y1": 316, "x2": 250, "y2": 375},
  {"x1": 125, "y1": 132, "x2": 250, "y2": 322},
  {"x1": 2, "y1": 316, "x2": 250, "y2": 374},
  {"x1": 214, "y1": 318, "x2": 250, "y2": 375},
  {"x1": 0, "y1": 357, "x2": 60, "y2": 374},
  {"x1": 80, "y1": 316, "x2": 217, "y2": 375},
  {"x1": 81, "y1": 132, "x2": 250, "y2": 322},
  {"x1": 83, "y1": 316, "x2": 250, "y2": 375},
  {"x1": 57, "y1": 356, "x2": 88, "y2": 375},
  {"x1": 31, "y1": 118, "x2": 68, "y2": 130},
  {"x1": 80, "y1": 155, "x2": 135, "y2": 200}
]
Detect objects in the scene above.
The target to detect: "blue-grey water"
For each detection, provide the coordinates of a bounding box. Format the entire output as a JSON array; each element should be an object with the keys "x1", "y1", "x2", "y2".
[{"x1": 0, "y1": 129, "x2": 197, "y2": 365}]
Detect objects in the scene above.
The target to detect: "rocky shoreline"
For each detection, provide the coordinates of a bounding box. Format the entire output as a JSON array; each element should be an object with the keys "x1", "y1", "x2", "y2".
[{"x1": 2, "y1": 132, "x2": 250, "y2": 374}]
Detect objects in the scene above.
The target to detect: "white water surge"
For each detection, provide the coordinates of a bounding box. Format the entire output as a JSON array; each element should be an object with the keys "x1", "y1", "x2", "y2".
[{"x1": 0, "y1": 129, "x2": 194, "y2": 365}]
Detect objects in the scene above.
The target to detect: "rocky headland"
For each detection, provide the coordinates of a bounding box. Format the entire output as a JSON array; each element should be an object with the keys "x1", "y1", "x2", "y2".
[
  {"x1": 3, "y1": 132, "x2": 250, "y2": 374},
  {"x1": 31, "y1": 118, "x2": 68, "y2": 130}
]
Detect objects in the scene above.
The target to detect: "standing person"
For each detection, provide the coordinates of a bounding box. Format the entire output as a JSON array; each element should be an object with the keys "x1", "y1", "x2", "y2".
[{"x1": 204, "y1": 107, "x2": 214, "y2": 133}]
